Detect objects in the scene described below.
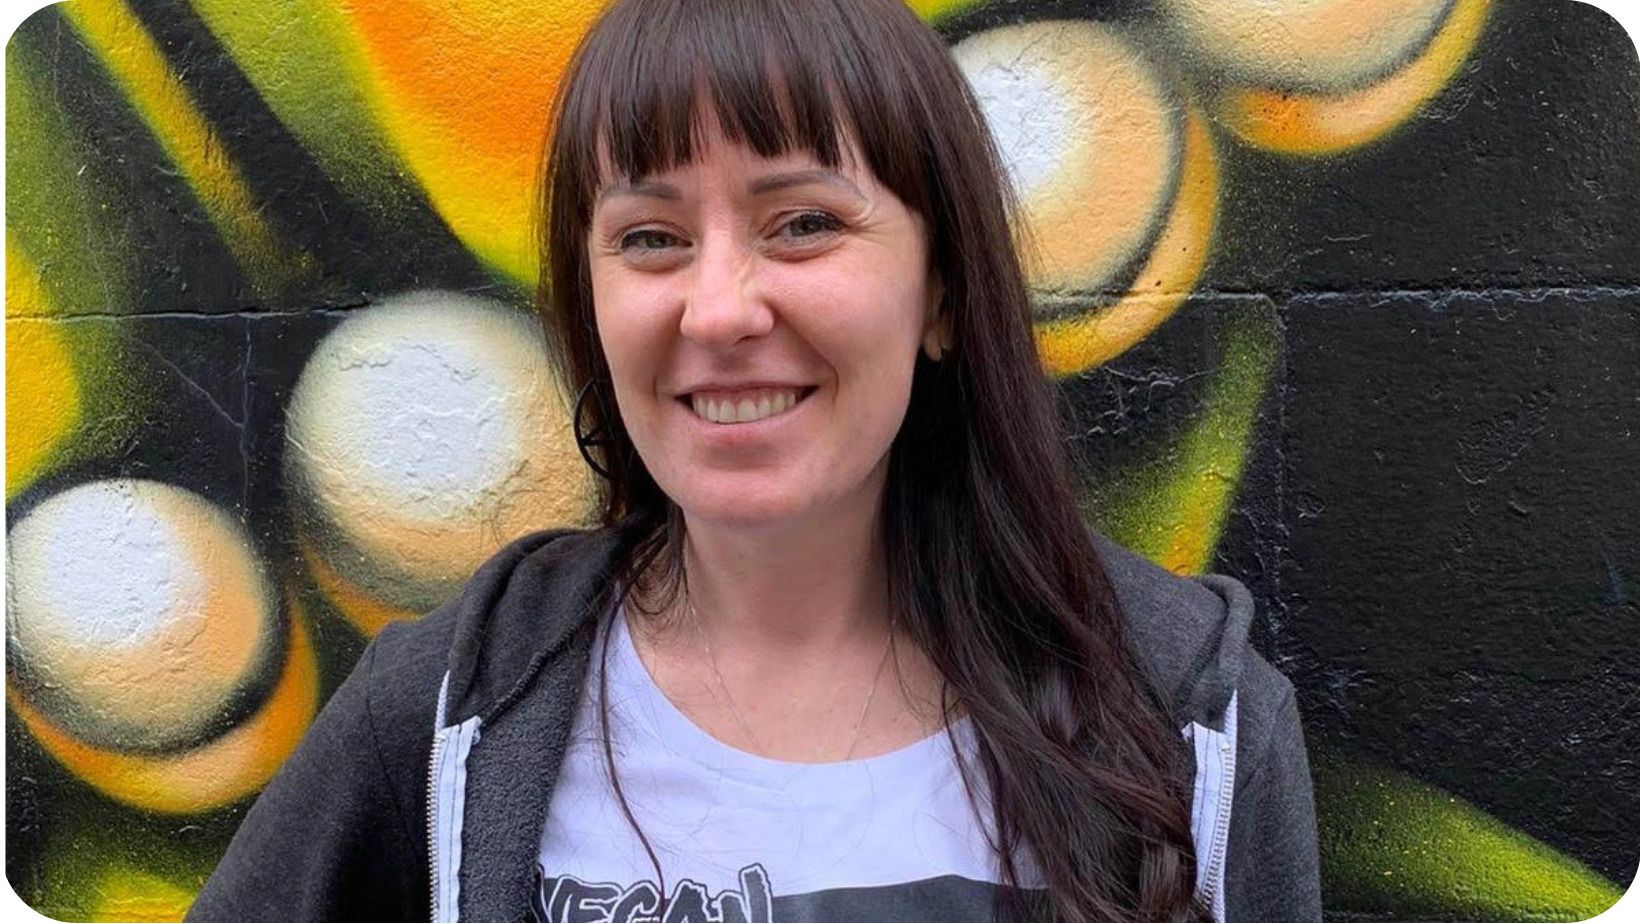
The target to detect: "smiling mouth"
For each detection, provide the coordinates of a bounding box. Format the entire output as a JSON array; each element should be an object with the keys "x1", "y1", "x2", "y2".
[{"x1": 681, "y1": 386, "x2": 818, "y2": 425}]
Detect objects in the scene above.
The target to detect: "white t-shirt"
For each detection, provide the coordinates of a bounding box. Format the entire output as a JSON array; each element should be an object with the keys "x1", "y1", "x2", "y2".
[{"x1": 532, "y1": 604, "x2": 1039, "y2": 922}]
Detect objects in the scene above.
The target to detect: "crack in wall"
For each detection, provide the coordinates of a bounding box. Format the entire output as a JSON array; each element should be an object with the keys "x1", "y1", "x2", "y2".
[{"x1": 6, "y1": 285, "x2": 1636, "y2": 322}]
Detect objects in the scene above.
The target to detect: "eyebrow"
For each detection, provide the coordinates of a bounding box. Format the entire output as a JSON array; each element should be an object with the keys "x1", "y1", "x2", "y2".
[{"x1": 595, "y1": 168, "x2": 866, "y2": 205}]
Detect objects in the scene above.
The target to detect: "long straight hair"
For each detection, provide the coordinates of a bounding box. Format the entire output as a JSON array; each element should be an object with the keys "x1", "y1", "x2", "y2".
[{"x1": 534, "y1": 0, "x2": 1205, "y2": 918}]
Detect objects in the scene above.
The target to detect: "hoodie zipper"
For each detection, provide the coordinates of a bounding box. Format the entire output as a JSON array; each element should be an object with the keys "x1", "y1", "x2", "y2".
[
  {"x1": 428, "y1": 672, "x2": 482, "y2": 922},
  {"x1": 1201, "y1": 691, "x2": 1240, "y2": 921},
  {"x1": 1204, "y1": 743, "x2": 1235, "y2": 922},
  {"x1": 1182, "y1": 688, "x2": 1240, "y2": 922},
  {"x1": 426, "y1": 729, "x2": 446, "y2": 919}
]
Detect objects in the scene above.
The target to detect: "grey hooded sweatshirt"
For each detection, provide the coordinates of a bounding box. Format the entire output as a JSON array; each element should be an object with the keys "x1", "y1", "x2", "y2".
[{"x1": 186, "y1": 527, "x2": 1321, "y2": 922}]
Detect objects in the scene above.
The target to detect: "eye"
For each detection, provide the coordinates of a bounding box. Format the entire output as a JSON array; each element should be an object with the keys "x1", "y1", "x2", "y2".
[
  {"x1": 618, "y1": 228, "x2": 684, "y2": 252},
  {"x1": 776, "y1": 211, "x2": 844, "y2": 242}
]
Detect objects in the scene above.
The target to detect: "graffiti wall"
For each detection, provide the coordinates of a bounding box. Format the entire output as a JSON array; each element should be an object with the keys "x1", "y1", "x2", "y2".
[{"x1": 5, "y1": 0, "x2": 1636, "y2": 919}]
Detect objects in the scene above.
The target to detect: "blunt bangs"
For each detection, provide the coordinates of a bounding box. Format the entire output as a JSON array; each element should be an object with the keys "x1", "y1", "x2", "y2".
[{"x1": 553, "y1": 0, "x2": 935, "y2": 227}]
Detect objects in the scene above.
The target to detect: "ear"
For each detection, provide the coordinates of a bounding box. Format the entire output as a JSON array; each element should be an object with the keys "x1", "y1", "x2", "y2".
[{"x1": 920, "y1": 270, "x2": 951, "y2": 362}]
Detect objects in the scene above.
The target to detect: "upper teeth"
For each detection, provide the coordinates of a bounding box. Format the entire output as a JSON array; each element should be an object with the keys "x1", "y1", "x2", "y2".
[{"x1": 690, "y1": 388, "x2": 802, "y2": 424}]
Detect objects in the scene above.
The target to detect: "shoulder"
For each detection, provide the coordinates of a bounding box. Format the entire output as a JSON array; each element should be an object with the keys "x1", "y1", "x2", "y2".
[
  {"x1": 358, "y1": 524, "x2": 623, "y2": 730},
  {"x1": 1088, "y1": 533, "x2": 1318, "y2": 917},
  {"x1": 189, "y1": 526, "x2": 623, "y2": 922},
  {"x1": 185, "y1": 603, "x2": 442, "y2": 920},
  {"x1": 354, "y1": 606, "x2": 455, "y2": 757},
  {"x1": 1090, "y1": 530, "x2": 1297, "y2": 739}
]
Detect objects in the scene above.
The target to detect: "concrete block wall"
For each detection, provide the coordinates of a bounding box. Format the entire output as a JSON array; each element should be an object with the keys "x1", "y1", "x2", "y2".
[{"x1": 5, "y1": 0, "x2": 1636, "y2": 918}]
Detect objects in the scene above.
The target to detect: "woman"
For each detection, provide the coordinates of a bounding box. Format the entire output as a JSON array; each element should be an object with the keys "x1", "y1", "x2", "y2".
[{"x1": 188, "y1": 0, "x2": 1320, "y2": 921}]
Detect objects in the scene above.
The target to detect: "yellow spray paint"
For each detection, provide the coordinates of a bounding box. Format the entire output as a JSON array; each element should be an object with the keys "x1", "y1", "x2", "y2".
[
  {"x1": 336, "y1": 0, "x2": 599, "y2": 283},
  {"x1": 1083, "y1": 302, "x2": 1278, "y2": 575},
  {"x1": 6, "y1": 244, "x2": 82, "y2": 499},
  {"x1": 86, "y1": 870, "x2": 194, "y2": 923},
  {"x1": 10, "y1": 604, "x2": 319, "y2": 815},
  {"x1": 6, "y1": 30, "x2": 136, "y2": 317},
  {"x1": 268, "y1": 0, "x2": 988, "y2": 285},
  {"x1": 1213, "y1": 0, "x2": 1493, "y2": 155},
  {"x1": 1036, "y1": 106, "x2": 1222, "y2": 376},
  {"x1": 1161, "y1": 0, "x2": 1454, "y2": 93},
  {"x1": 60, "y1": 0, "x2": 313, "y2": 295},
  {"x1": 188, "y1": 0, "x2": 406, "y2": 213},
  {"x1": 296, "y1": 531, "x2": 419, "y2": 638},
  {"x1": 908, "y1": 0, "x2": 985, "y2": 20},
  {"x1": 1314, "y1": 752, "x2": 1622, "y2": 919}
]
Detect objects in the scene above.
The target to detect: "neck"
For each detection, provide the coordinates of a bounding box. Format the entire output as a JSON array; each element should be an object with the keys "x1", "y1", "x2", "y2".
[
  {"x1": 625, "y1": 478, "x2": 960, "y2": 759},
  {"x1": 670, "y1": 487, "x2": 893, "y2": 656}
]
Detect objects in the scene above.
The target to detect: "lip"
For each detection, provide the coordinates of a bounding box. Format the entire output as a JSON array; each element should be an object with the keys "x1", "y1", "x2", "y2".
[
  {"x1": 675, "y1": 385, "x2": 819, "y2": 438},
  {"x1": 674, "y1": 381, "x2": 816, "y2": 400}
]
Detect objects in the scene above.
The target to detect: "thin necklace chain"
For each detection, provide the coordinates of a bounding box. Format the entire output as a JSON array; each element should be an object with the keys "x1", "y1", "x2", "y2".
[{"x1": 685, "y1": 588, "x2": 896, "y2": 761}]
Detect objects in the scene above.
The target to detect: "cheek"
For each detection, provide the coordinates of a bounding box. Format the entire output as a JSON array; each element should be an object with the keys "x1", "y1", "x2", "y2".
[
  {"x1": 589, "y1": 276, "x2": 664, "y2": 384},
  {"x1": 815, "y1": 277, "x2": 928, "y2": 378},
  {"x1": 795, "y1": 295, "x2": 924, "y2": 450},
  {"x1": 780, "y1": 255, "x2": 926, "y2": 341}
]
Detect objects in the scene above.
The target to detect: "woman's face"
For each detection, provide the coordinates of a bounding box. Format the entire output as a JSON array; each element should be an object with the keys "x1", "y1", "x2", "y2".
[{"x1": 587, "y1": 111, "x2": 946, "y2": 532}]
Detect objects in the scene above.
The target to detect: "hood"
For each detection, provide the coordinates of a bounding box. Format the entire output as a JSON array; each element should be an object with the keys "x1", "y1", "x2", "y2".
[
  {"x1": 437, "y1": 527, "x2": 624, "y2": 727},
  {"x1": 1090, "y1": 532, "x2": 1254, "y2": 732}
]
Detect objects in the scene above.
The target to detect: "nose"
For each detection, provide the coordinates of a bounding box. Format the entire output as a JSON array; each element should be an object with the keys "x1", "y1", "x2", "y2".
[{"x1": 678, "y1": 235, "x2": 773, "y2": 350}]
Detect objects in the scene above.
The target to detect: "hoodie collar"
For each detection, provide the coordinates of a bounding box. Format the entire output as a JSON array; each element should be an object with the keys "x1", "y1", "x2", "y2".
[
  {"x1": 439, "y1": 527, "x2": 624, "y2": 727},
  {"x1": 442, "y1": 527, "x2": 1252, "y2": 736},
  {"x1": 1089, "y1": 532, "x2": 1253, "y2": 732}
]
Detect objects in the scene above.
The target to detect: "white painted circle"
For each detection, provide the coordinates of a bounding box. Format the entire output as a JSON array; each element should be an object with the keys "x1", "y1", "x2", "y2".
[
  {"x1": 6, "y1": 479, "x2": 277, "y2": 750},
  {"x1": 957, "y1": 57, "x2": 1075, "y2": 199},
  {"x1": 954, "y1": 22, "x2": 1183, "y2": 293},
  {"x1": 284, "y1": 290, "x2": 589, "y2": 605}
]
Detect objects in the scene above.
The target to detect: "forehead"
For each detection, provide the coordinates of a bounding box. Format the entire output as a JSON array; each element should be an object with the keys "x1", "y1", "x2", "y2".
[{"x1": 590, "y1": 100, "x2": 870, "y2": 193}]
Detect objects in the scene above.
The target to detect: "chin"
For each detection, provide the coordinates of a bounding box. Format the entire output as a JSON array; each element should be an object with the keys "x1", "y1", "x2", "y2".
[{"x1": 665, "y1": 476, "x2": 818, "y2": 532}]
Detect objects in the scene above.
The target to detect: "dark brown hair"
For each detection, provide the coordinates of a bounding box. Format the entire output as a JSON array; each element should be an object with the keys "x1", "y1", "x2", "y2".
[{"x1": 534, "y1": 0, "x2": 1204, "y2": 918}]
